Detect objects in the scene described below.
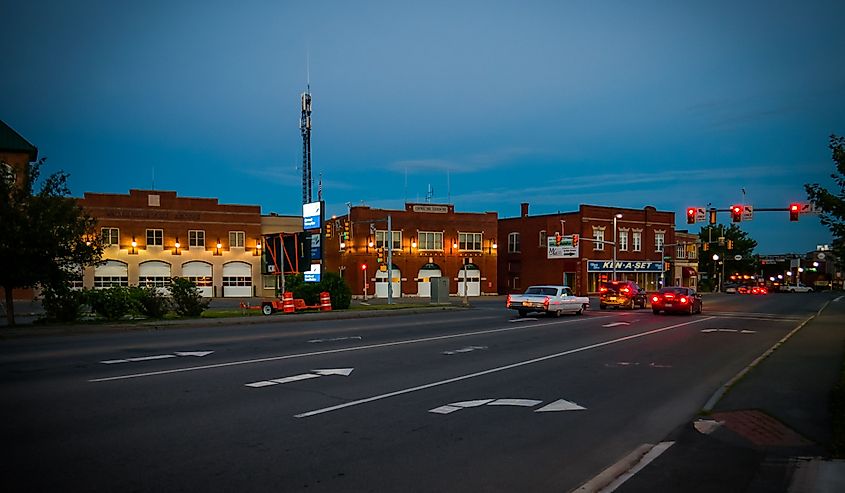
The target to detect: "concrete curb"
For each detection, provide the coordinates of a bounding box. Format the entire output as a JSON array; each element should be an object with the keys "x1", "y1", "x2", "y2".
[{"x1": 572, "y1": 444, "x2": 654, "y2": 492}]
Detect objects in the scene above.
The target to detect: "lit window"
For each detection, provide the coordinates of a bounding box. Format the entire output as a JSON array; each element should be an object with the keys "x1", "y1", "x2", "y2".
[
  {"x1": 619, "y1": 230, "x2": 629, "y2": 251},
  {"x1": 418, "y1": 231, "x2": 443, "y2": 251},
  {"x1": 229, "y1": 231, "x2": 245, "y2": 248},
  {"x1": 376, "y1": 230, "x2": 402, "y2": 250},
  {"x1": 632, "y1": 231, "x2": 642, "y2": 252},
  {"x1": 189, "y1": 230, "x2": 205, "y2": 248},
  {"x1": 593, "y1": 228, "x2": 605, "y2": 251},
  {"x1": 655, "y1": 232, "x2": 665, "y2": 252},
  {"x1": 146, "y1": 229, "x2": 163, "y2": 247},
  {"x1": 459, "y1": 232, "x2": 482, "y2": 251},
  {"x1": 101, "y1": 228, "x2": 119, "y2": 246}
]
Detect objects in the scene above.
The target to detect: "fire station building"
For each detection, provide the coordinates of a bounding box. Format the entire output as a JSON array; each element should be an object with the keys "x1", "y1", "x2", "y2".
[
  {"x1": 498, "y1": 203, "x2": 676, "y2": 295},
  {"x1": 323, "y1": 203, "x2": 498, "y2": 297}
]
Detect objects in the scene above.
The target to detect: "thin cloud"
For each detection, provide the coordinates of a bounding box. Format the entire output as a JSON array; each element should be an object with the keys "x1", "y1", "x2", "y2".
[{"x1": 391, "y1": 147, "x2": 535, "y2": 174}]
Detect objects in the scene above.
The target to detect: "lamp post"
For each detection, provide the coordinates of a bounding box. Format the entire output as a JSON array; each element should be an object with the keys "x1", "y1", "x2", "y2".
[
  {"x1": 612, "y1": 213, "x2": 622, "y2": 281},
  {"x1": 712, "y1": 254, "x2": 720, "y2": 292}
]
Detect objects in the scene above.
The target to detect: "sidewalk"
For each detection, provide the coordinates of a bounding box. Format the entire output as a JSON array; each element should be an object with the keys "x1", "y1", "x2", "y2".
[{"x1": 608, "y1": 298, "x2": 845, "y2": 493}]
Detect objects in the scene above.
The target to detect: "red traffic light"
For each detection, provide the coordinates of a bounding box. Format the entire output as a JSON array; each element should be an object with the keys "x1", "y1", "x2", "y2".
[
  {"x1": 789, "y1": 203, "x2": 800, "y2": 221},
  {"x1": 731, "y1": 205, "x2": 743, "y2": 223},
  {"x1": 361, "y1": 264, "x2": 367, "y2": 270},
  {"x1": 686, "y1": 208, "x2": 696, "y2": 224}
]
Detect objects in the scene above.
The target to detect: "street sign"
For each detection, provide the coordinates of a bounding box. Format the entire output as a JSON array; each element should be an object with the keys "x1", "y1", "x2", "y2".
[
  {"x1": 695, "y1": 207, "x2": 706, "y2": 222},
  {"x1": 801, "y1": 203, "x2": 819, "y2": 215},
  {"x1": 742, "y1": 205, "x2": 753, "y2": 221},
  {"x1": 734, "y1": 255, "x2": 742, "y2": 261}
]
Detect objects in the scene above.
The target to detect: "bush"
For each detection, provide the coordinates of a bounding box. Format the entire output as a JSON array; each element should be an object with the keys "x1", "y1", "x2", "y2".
[
  {"x1": 168, "y1": 277, "x2": 209, "y2": 317},
  {"x1": 87, "y1": 286, "x2": 137, "y2": 321},
  {"x1": 41, "y1": 284, "x2": 87, "y2": 322},
  {"x1": 130, "y1": 286, "x2": 171, "y2": 319},
  {"x1": 319, "y1": 272, "x2": 352, "y2": 309}
]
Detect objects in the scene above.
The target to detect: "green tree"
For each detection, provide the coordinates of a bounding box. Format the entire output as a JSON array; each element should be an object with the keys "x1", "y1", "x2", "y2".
[
  {"x1": 805, "y1": 134, "x2": 845, "y2": 261},
  {"x1": 698, "y1": 223, "x2": 759, "y2": 290},
  {"x1": 0, "y1": 160, "x2": 102, "y2": 325}
]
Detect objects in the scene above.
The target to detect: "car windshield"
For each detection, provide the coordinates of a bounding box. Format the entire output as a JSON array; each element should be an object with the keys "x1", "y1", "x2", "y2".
[{"x1": 524, "y1": 287, "x2": 558, "y2": 296}]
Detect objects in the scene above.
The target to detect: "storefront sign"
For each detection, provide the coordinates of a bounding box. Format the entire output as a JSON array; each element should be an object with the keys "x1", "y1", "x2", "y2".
[
  {"x1": 412, "y1": 204, "x2": 449, "y2": 213},
  {"x1": 587, "y1": 260, "x2": 663, "y2": 272}
]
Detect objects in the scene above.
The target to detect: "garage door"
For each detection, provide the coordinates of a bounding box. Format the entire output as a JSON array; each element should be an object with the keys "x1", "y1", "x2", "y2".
[
  {"x1": 222, "y1": 261, "x2": 252, "y2": 297},
  {"x1": 139, "y1": 261, "x2": 171, "y2": 293},
  {"x1": 182, "y1": 261, "x2": 213, "y2": 298},
  {"x1": 94, "y1": 260, "x2": 128, "y2": 288},
  {"x1": 416, "y1": 263, "x2": 442, "y2": 297},
  {"x1": 457, "y1": 264, "x2": 481, "y2": 297}
]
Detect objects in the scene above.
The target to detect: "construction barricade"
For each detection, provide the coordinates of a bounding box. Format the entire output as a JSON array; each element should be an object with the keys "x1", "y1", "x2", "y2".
[{"x1": 320, "y1": 291, "x2": 332, "y2": 311}]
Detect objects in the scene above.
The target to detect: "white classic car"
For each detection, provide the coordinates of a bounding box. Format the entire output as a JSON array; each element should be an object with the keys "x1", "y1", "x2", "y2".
[{"x1": 506, "y1": 285, "x2": 590, "y2": 317}]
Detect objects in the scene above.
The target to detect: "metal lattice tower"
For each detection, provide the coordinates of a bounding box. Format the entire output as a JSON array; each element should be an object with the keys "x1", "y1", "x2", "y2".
[{"x1": 300, "y1": 86, "x2": 312, "y2": 204}]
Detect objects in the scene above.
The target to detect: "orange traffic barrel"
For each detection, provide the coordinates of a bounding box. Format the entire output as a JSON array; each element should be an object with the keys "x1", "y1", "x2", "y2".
[
  {"x1": 320, "y1": 291, "x2": 332, "y2": 311},
  {"x1": 283, "y1": 292, "x2": 295, "y2": 313}
]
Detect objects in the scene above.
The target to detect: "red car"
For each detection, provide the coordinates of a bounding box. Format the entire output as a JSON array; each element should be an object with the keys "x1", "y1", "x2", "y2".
[{"x1": 651, "y1": 287, "x2": 702, "y2": 315}]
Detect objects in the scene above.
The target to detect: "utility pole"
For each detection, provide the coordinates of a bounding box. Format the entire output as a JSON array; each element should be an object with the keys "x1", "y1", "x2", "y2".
[
  {"x1": 300, "y1": 86, "x2": 313, "y2": 204},
  {"x1": 387, "y1": 215, "x2": 393, "y2": 305}
]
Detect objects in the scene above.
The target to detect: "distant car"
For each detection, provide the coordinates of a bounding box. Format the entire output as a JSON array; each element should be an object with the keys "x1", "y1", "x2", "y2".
[
  {"x1": 783, "y1": 284, "x2": 813, "y2": 293},
  {"x1": 750, "y1": 285, "x2": 768, "y2": 295},
  {"x1": 651, "y1": 287, "x2": 702, "y2": 315},
  {"x1": 599, "y1": 280, "x2": 647, "y2": 310}
]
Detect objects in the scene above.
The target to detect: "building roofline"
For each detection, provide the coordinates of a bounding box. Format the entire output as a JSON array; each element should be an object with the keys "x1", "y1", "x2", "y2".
[{"x1": 0, "y1": 120, "x2": 38, "y2": 161}]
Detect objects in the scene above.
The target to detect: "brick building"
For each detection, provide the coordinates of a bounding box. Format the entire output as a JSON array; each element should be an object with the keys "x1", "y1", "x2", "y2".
[
  {"x1": 670, "y1": 230, "x2": 699, "y2": 289},
  {"x1": 498, "y1": 203, "x2": 676, "y2": 295},
  {"x1": 78, "y1": 190, "x2": 264, "y2": 297},
  {"x1": 323, "y1": 203, "x2": 498, "y2": 297}
]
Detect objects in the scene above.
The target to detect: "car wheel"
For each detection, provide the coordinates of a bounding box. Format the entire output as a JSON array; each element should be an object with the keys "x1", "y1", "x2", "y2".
[
  {"x1": 549, "y1": 309, "x2": 561, "y2": 318},
  {"x1": 628, "y1": 299, "x2": 635, "y2": 310},
  {"x1": 600, "y1": 304, "x2": 607, "y2": 310},
  {"x1": 652, "y1": 309, "x2": 660, "y2": 315},
  {"x1": 687, "y1": 304, "x2": 694, "y2": 315},
  {"x1": 576, "y1": 304, "x2": 586, "y2": 315},
  {"x1": 518, "y1": 310, "x2": 528, "y2": 318}
]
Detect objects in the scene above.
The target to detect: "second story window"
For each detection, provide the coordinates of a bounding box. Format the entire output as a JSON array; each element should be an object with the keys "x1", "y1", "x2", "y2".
[
  {"x1": 633, "y1": 231, "x2": 642, "y2": 252},
  {"x1": 676, "y1": 244, "x2": 687, "y2": 259},
  {"x1": 539, "y1": 230, "x2": 547, "y2": 247},
  {"x1": 459, "y1": 232, "x2": 482, "y2": 251},
  {"x1": 376, "y1": 230, "x2": 401, "y2": 250},
  {"x1": 418, "y1": 231, "x2": 443, "y2": 251},
  {"x1": 101, "y1": 227, "x2": 119, "y2": 246},
  {"x1": 593, "y1": 227, "x2": 605, "y2": 251},
  {"x1": 619, "y1": 230, "x2": 629, "y2": 251},
  {"x1": 229, "y1": 231, "x2": 245, "y2": 248},
  {"x1": 508, "y1": 232, "x2": 520, "y2": 253},
  {"x1": 655, "y1": 232, "x2": 665, "y2": 252},
  {"x1": 189, "y1": 230, "x2": 205, "y2": 248},
  {"x1": 146, "y1": 229, "x2": 163, "y2": 247}
]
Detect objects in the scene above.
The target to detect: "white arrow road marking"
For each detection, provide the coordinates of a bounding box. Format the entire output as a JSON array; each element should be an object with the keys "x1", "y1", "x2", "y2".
[
  {"x1": 442, "y1": 346, "x2": 488, "y2": 355},
  {"x1": 718, "y1": 328, "x2": 738, "y2": 332},
  {"x1": 694, "y1": 419, "x2": 723, "y2": 435},
  {"x1": 429, "y1": 405, "x2": 462, "y2": 414},
  {"x1": 605, "y1": 362, "x2": 639, "y2": 367},
  {"x1": 602, "y1": 322, "x2": 630, "y2": 327},
  {"x1": 535, "y1": 399, "x2": 586, "y2": 412},
  {"x1": 488, "y1": 399, "x2": 542, "y2": 407},
  {"x1": 101, "y1": 351, "x2": 214, "y2": 364},
  {"x1": 450, "y1": 399, "x2": 495, "y2": 408},
  {"x1": 246, "y1": 368, "x2": 354, "y2": 388}
]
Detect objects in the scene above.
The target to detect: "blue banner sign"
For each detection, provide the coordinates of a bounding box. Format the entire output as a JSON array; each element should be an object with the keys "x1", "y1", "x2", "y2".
[
  {"x1": 587, "y1": 260, "x2": 663, "y2": 272},
  {"x1": 302, "y1": 201, "x2": 322, "y2": 230}
]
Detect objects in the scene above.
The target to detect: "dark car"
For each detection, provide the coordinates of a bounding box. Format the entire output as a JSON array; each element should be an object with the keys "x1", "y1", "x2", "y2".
[
  {"x1": 651, "y1": 287, "x2": 702, "y2": 315},
  {"x1": 599, "y1": 280, "x2": 647, "y2": 310}
]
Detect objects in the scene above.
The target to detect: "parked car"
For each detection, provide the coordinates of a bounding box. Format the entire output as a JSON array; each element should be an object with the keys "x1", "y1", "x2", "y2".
[
  {"x1": 651, "y1": 287, "x2": 702, "y2": 315},
  {"x1": 599, "y1": 280, "x2": 647, "y2": 310}
]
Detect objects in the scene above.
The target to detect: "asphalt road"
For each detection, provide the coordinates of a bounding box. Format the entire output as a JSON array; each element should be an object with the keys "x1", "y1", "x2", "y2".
[{"x1": 0, "y1": 292, "x2": 834, "y2": 492}]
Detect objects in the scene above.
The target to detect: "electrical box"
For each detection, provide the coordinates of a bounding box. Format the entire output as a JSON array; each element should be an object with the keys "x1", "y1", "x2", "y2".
[{"x1": 429, "y1": 277, "x2": 450, "y2": 304}]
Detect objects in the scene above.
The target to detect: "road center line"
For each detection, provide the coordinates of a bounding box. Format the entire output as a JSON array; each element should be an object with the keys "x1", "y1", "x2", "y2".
[
  {"x1": 88, "y1": 315, "x2": 614, "y2": 383},
  {"x1": 294, "y1": 317, "x2": 715, "y2": 418}
]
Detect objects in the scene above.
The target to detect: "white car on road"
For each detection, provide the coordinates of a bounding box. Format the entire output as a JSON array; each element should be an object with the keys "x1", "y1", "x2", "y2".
[
  {"x1": 506, "y1": 285, "x2": 590, "y2": 317},
  {"x1": 782, "y1": 284, "x2": 813, "y2": 293}
]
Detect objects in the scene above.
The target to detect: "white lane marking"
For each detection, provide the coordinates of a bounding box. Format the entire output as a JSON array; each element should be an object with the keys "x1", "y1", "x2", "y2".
[
  {"x1": 740, "y1": 330, "x2": 756, "y2": 334},
  {"x1": 602, "y1": 322, "x2": 630, "y2": 327},
  {"x1": 605, "y1": 362, "x2": 639, "y2": 367},
  {"x1": 599, "y1": 442, "x2": 675, "y2": 492},
  {"x1": 308, "y1": 336, "x2": 363, "y2": 343},
  {"x1": 450, "y1": 399, "x2": 495, "y2": 408},
  {"x1": 700, "y1": 329, "x2": 718, "y2": 333},
  {"x1": 429, "y1": 405, "x2": 461, "y2": 414},
  {"x1": 90, "y1": 316, "x2": 613, "y2": 382},
  {"x1": 694, "y1": 419, "x2": 723, "y2": 435},
  {"x1": 297, "y1": 317, "x2": 715, "y2": 418},
  {"x1": 246, "y1": 368, "x2": 354, "y2": 388},
  {"x1": 834, "y1": 295, "x2": 843, "y2": 302},
  {"x1": 488, "y1": 398, "x2": 542, "y2": 407},
  {"x1": 705, "y1": 311, "x2": 804, "y2": 321},
  {"x1": 718, "y1": 328, "x2": 738, "y2": 333},
  {"x1": 442, "y1": 346, "x2": 488, "y2": 355},
  {"x1": 509, "y1": 318, "x2": 539, "y2": 322},
  {"x1": 648, "y1": 363, "x2": 672, "y2": 368},
  {"x1": 535, "y1": 399, "x2": 586, "y2": 412},
  {"x1": 100, "y1": 351, "x2": 213, "y2": 364}
]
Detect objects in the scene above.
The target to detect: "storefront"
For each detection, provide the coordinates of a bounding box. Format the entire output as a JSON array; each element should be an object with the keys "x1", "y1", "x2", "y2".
[{"x1": 587, "y1": 260, "x2": 665, "y2": 292}]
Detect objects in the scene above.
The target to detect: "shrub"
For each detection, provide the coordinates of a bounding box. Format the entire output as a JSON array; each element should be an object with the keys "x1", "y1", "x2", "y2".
[
  {"x1": 168, "y1": 277, "x2": 209, "y2": 317},
  {"x1": 130, "y1": 286, "x2": 171, "y2": 319},
  {"x1": 87, "y1": 286, "x2": 137, "y2": 321},
  {"x1": 41, "y1": 284, "x2": 87, "y2": 322},
  {"x1": 319, "y1": 272, "x2": 352, "y2": 309}
]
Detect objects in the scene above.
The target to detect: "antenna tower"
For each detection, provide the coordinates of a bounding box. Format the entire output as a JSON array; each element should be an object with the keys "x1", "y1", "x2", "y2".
[{"x1": 300, "y1": 86, "x2": 313, "y2": 204}]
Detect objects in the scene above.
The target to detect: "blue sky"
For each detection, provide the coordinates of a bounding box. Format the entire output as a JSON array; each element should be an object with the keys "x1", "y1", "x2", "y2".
[{"x1": 2, "y1": 0, "x2": 843, "y2": 254}]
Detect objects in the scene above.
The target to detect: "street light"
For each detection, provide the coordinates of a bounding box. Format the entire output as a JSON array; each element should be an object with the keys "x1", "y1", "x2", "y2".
[
  {"x1": 712, "y1": 254, "x2": 720, "y2": 292},
  {"x1": 612, "y1": 213, "x2": 622, "y2": 281}
]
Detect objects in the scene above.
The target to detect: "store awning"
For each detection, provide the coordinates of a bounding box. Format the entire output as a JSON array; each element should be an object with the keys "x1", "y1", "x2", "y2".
[{"x1": 682, "y1": 267, "x2": 698, "y2": 277}]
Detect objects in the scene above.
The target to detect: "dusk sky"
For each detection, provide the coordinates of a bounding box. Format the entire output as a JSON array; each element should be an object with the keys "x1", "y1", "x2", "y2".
[{"x1": 2, "y1": 0, "x2": 843, "y2": 254}]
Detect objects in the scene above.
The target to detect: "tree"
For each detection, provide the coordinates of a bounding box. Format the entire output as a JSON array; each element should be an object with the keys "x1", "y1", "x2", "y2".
[
  {"x1": 805, "y1": 134, "x2": 845, "y2": 262},
  {"x1": 697, "y1": 223, "x2": 759, "y2": 290},
  {"x1": 0, "y1": 159, "x2": 102, "y2": 325}
]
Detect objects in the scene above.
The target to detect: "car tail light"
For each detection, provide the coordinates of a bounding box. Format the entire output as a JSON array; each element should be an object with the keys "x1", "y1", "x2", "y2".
[
  {"x1": 599, "y1": 287, "x2": 608, "y2": 293},
  {"x1": 543, "y1": 296, "x2": 550, "y2": 308},
  {"x1": 651, "y1": 296, "x2": 659, "y2": 303},
  {"x1": 680, "y1": 297, "x2": 688, "y2": 304},
  {"x1": 620, "y1": 287, "x2": 630, "y2": 294},
  {"x1": 506, "y1": 294, "x2": 511, "y2": 307}
]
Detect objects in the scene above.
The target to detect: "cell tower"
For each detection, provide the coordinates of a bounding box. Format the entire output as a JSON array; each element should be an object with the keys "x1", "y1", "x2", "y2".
[{"x1": 300, "y1": 85, "x2": 313, "y2": 204}]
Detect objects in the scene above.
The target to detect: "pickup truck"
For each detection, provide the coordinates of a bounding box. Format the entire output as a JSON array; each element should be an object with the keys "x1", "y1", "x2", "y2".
[
  {"x1": 781, "y1": 283, "x2": 813, "y2": 293},
  {"x1": 506, "y1": 285, "x2": 590, "y2": 317}
]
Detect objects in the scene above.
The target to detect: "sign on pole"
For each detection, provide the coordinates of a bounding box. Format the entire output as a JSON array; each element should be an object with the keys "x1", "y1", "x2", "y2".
[
  {"x1": 547, "y1": 236, "x2": 579, "y2": 259},
  {"x1": 742, "y1": 205, "x2": 753, "y2": 221},
  {"x1": 695, "y1": 207, "x2": 706, "y2": 222}
]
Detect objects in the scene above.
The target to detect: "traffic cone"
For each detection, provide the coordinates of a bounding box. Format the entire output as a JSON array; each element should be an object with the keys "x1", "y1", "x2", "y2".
[
  {"x1": 320, "y1": 291, "x2": 332, "y2": 311},
  {"x1": 283, "y1": 292, "x2": 295, "y2": 313}
]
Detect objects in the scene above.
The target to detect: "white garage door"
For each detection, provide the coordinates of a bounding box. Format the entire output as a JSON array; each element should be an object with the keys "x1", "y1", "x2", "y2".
[
  {"x1": 375, "y1": 265, "x2": 401, "y2": 298},
  {"x1": 94, "y1": 260, "x2": 128, "y2": 288},
  {"x1": 182, "y1": 261, "x2": 213, "y2": 298},
  {"x1": 457, "y1": 265, "x2": 481, "y2": 297},
  {"x1": 416, "y1": 263, "x2": 442, "y2": 297},
  {"x1": 222, "y1": 261, "x2": 252, "y2": 298},
  {"x1": 139, "y1": 261, "x2": 171, "y2": 293}
]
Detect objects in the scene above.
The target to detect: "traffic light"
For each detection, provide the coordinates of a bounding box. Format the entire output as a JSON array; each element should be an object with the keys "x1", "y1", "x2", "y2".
[
  {"x1": 361, "y1": 263, "x2": 367, "y2": 271},
  {"x1": 709, "y1": 208, "x2": 717, "y2": 225},
  {"x1": 572, "y1": 234, "x2": 579, "y2": 248},
  {"x1": 702, "y1": 242, "x2": 709, "y2": 251},
  {"x1": 326, "y1": 221, "x2": 333, "y2": 239},
  {"x1": 726, "y1": 240, "x2": 733, "y2": 250},
  {"x1": 730, "y1": 205, "x2": 742, "y2": 222},
  {"x1": 789, "y1": 203, "x2": 800, "y2": 222},
  {"x1": 554, "y1": 233, "x2": 561, "y2": 246},
  {"x1": 686, "y1": 208, "x2": 696, "y2": 224}
]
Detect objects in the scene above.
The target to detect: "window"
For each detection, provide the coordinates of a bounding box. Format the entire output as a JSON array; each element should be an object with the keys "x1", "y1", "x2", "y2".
[
  {"x1": 223, "y1": 276, "x2": 252, "y2": 287},
  {"x1": 146, "y1": 229, "x2": 163, "y2": 247},
  {"x1": 619, "y1": 230, "x2": 629, "y2": 251},
  {"x1": 655, "y1": 232, "x2": 665, "y2": 252},
  {"x1": 593, "y1": 227, "x2": 605, "y2": 251},
  {"x1": 229, "y1": 231, "x2": 245, "y2": 248},
  {"x1": 688, "y1": 244, "x2": 697, "y2": 260},
  {"x1": 676, "y1": 244, "x2": 687, "y2": 259},
  {"x1": 633, "y1": 231, "x2": 642, "y2": 252},
  {"x1": 539, "y1": 230, "x2": 547, "y2": 247},
  {"x1": 1, "y1": 162, "x2": 15, "y2": 184},
  {"x1": 507, "y1": 232, "x2": 520, "y2": 253},
  {"x1": 94, "y1": 276, "x2": 128, "y2": 288},
  {"x1": 101, "y1": 228, "x2": 119, "y2": 246},
  {"x1": 376, "y1": 230, "x2": 401, "y2": 250},
  {"x1": 139, "y1": 276, "x2": 170, "y2": 288},
  {"x1": 187, "y1": 276, "x2": 212, "y2": 287},
  {"x1": 189, "y1": 230, "x2": 205, "y2": 248},
  {"x1": 418, "y1": 231, "x2": 443, "y2": 251},
  {"x1": 459, "y1": 232, "x2": 482, "y2": 251}
]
